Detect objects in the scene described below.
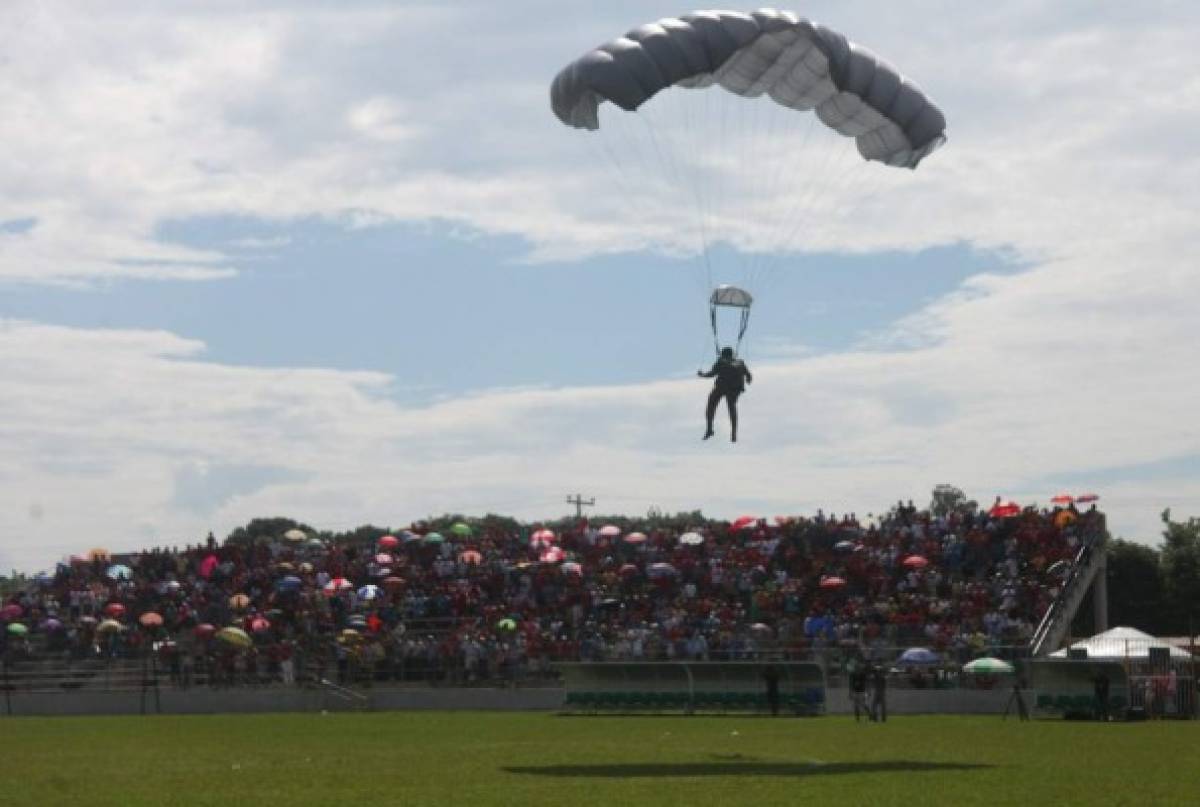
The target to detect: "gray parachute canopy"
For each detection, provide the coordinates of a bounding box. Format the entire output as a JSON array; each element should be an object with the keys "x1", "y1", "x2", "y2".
[{"x1": 550, "y1": 9, "x2": 946, "y2": 169}]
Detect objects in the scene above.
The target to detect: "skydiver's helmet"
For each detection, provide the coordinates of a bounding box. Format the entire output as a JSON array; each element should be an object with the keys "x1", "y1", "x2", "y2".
[{"x1": 720, "y1": 347, "x2": 735, "y2": 360}]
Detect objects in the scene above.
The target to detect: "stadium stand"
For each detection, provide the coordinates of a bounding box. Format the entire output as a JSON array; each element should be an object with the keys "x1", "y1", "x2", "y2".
[{"x1": 2, "y1": 499, "x2": 1108, "y2": 704}]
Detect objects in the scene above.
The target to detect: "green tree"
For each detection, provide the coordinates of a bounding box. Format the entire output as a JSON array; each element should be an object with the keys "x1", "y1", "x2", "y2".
[
  {"x1": 225, "y1": 517, "x2": 310, "y2": 548},
  {"x1": 1104, "y1": 539, "x2": 1166, "y2": 633},
  {"x1": 929, "y1": 484, "x2": 978, "y2": 519},
  {"x1": 1160, "y1": 509, "x2": 1200, "y2": 634}
]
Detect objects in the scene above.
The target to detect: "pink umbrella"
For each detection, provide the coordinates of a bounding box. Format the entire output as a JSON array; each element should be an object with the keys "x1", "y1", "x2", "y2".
[
  {"x1": 618, "y1": 563, "x2": 639, "y2": 579},
  {"x1": 249, "y1": 616, "x2": 271, "y2": 634},
  {"x1": 819, "y1": 576, "x2": 847, "y2": 590},
  {"x1": 459, "y1": 550, "x2": 483, "y2": 565},
  {"x1": 902, "y1": 555, "x2": 929, "y2": 570},
  {"x1": 598, "y1": 525, "x2": 621, "y2": 539},
  {"x1": 375, "y1": 553, "x2": 394, "y2": 566},
  {"x1": 138, "y1": 612, "x2": 164, "y2": 628},
  {"x1": 1050, "y1": 493, "x2": 1075, "y2": 505},
  {"x1": 104, "y1": 602, "x2": 126, "y2": 618},
  {"x1": 531, "y1": 529, "x2": 556, "y2": 544},
  {"x1": 623, "y1": 532, "x2": 647, "y2": 545},
  {"x1": 194, "y1": 623, "x2": 217, "y2": 639},
  {"x1": 198, "y1": 555, "x2": 219, "y2": 579},
  {"x1": 378, "y1": 535, "x2": 400, "y2": 550},
  {"x1": 0, "y1": 604, "x2": 23, "y2": 621},
  {"x1": 539, "y1": 546, "x2": 565, "y2": 564},
  {"x1": 561, "y1": 561, "x2": 583, "y2": 576}
]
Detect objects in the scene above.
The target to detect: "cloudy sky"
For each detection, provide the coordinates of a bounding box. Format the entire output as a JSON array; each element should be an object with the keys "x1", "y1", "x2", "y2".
[{"x1": 2, "y1": 1, "x2": 1198, "y2": 573}]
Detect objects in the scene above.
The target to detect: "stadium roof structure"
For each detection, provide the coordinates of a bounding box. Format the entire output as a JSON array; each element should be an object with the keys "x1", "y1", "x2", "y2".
[{"x1": 1050, "y1": 626, "x2": 1192, "y2": 660}]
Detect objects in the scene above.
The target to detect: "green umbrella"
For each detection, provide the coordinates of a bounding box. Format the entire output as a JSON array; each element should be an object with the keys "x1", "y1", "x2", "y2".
[
  {"x1": 497, "y1": 618, "x2": 517, "y2": 632},
  {"x1": 306, "y1": 537, "x2": 325, "y2": 549},
  {"x1": 449, "y1": 522, "x2": 472, "y2": 539},
  {"x1": 423, "y1": 532, "x2": 445, "y2": 545},
  {"x1": 215, "y1": 626, "x2": 253, "y2": 649},
  {"x1": 5, "y1": 623, "x2": 28, "y2": 637},
  {"x1": 962, "y1": 657, "x2": 1015, "y2": 675}
]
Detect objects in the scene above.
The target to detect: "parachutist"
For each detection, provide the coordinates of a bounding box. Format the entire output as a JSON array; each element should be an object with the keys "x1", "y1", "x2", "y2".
[{"x1": 698, "y1": 347, "x2": 752, "y2": 443}]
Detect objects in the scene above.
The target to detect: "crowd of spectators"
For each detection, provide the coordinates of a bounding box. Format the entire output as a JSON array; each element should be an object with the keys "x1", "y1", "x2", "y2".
[{"x1": 1, "y1": 497, "x2": 1106, "y2": 689}]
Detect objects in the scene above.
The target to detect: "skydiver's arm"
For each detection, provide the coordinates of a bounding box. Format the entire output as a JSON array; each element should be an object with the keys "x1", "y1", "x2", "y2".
[
  {"x1": 697, "y1": 363, "x2": 718, "y2": 378},
  {"x1": 744, "y1": 365, "x2": 753, "y2": 384}
]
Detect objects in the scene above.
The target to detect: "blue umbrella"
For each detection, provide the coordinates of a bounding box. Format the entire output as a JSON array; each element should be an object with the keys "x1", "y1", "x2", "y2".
[
  {"x1": 105, "y1": 564, "x2": 132, "y2": 580},
  {"x1": 898, "y1": 647, "x2": 941, "y2": 666},
  {"x1": 357, "y1": 584, "x2": 382, "y2": 601},
  {"x1": 277, "y1": 575, "x2": 303, "y2": 592}
]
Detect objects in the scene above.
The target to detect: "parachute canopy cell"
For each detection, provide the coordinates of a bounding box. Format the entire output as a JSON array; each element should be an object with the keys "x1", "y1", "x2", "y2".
[
  {"x1": 550, "y1": 8, "x2": 947, "y2": 168},
  {"x1": 710, "y1": 285, "x2": 753, "y2": 308}
]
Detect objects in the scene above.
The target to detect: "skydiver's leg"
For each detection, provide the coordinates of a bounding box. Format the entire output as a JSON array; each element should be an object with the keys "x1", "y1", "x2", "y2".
[
  {"x1": 727, "y1": 392, "x2": 740, "y2": 442},
  {"x1": 704, "y1": 387, "x2": 720, "y2": 439}
]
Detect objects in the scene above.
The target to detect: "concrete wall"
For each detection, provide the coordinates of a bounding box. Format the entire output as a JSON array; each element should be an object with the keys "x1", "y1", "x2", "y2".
[{"x1": 4, "y1": 686, "x2": 1029, "y2": 717}]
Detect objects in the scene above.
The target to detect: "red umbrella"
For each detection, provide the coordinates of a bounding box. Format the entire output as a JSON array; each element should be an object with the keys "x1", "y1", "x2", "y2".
[
  {"x1": 323, "y1": 578, "x2": 352, "y2": 594},
  {"x1": 618, "y1": 563, "x2": 639, "y2": 578},
  {"x1": 531, "y1": 529, "x2": 557, "y2": 544},
  {"x1": 459, "y1": 550, "x2": 483, "y2": 565},
  {"x1": 382, "y1": 576, "x2": 406, "y2": 592},
  {"x1": 539, "y1": 546, "x2": 565, "y2": 564},
  {"x1": 622, "y1": 532, "x2": 647, "y2": 545},
  {"x1": 731, "y1": 516, "x2": 757, "y2": 532},
  {"x1": 988, "y1": 500, "x2": 1021, "y2": 518},
  {"x1": 377, "y1": 535, "x2": 400, "y2": 550},
  {"x1": 193, "y1": 623, "x2": 216, "y2": 639},
  {"x1": 819, "y1": 576, "x2": 847, "y2": 590},
  {"x1": 138, "y1": 612, "x2": 163, "y2": 628},
  {"x1": 249, "y1": 616, "x2": 271, "y2": 634},
  {"x1": 1050, "y1": 493, "x2": 1074, "y2": 505},
  {"x1": 104, "y1": 602, "x2": 126, "y2": 618},
  {"x1": 1076, "y1": 493, "x2": 1099, "y2": 504},
  {"x1": 0, "y1": 604, "x2": 23, "y2": 621},
  {"x1": 902, "y1": 555, "x2": 929, "y2": 570}
]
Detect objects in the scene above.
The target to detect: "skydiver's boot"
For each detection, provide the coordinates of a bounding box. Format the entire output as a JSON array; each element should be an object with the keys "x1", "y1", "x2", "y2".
[{"x1": 703, "y1": 425, "x2": 714, "y2": 440}]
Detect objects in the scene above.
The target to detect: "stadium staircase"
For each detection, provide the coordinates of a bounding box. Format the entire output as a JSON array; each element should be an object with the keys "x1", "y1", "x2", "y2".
[{"x1": 1030, "y1": 537, "x2": 1107, "y2": 657}]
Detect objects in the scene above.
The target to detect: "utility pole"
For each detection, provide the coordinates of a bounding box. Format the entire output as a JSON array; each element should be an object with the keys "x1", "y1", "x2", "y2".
[{"x1": 566, "y1": 493, "x2": 595, "y2": 520}]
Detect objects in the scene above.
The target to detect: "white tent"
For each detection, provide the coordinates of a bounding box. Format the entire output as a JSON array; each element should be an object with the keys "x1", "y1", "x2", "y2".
[{"x1": 1050, "y1": 626, "x2": 1192, "y2": 660}]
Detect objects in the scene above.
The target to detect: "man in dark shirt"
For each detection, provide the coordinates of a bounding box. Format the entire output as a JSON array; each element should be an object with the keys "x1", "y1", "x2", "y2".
[
  {"x1": 849, "y1": 664, "x2": 869, "y2": 722},
  {"x1": 698, "y1": 347, "x2": 752, "y2": 442},
  {"x1": 870, "y1": 664, "x2": 888, "y2": 722},
  {"x1": 763, "y1": 664, "x2": 781, "y2": 716}
]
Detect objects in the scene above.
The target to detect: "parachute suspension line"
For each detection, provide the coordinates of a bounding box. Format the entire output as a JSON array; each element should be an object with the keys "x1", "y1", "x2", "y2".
[
  {"x1": 736, "y1": 305, "x2": 751, "y2": 357},
  {"x1": 746, "y1": 131, "x2": 856, "y2": 296},
  {"x1": 755, "y1": 150, "x2": 887, "y2": 299},
  {"x1": 643, "y1": 98, "x2": 711, "y2": 298}
]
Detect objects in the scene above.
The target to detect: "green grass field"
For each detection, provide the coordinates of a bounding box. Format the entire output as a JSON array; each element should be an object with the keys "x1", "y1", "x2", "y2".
[{"x1": 1, "y1": 712, "x2": 1197, "y2": 806}]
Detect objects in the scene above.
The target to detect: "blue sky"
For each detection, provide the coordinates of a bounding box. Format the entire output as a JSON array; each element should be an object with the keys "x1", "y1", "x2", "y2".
[
  {"x1": 4, "y1": 216, "x2": 1009, "y2": 398},
  {"x1": 1, "y1": 1, "x2": 1199, "y2": 572}
]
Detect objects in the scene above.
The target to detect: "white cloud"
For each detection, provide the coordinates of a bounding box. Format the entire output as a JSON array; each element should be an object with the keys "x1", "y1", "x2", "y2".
[{"x1": 1, "y1": 3, "x2": 1199, "y2": 569}]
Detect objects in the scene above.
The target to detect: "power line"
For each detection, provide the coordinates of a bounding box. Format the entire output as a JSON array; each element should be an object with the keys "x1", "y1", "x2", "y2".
[{"x1": 565, "y1": 493, "x2": 595, "y2": 520}]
